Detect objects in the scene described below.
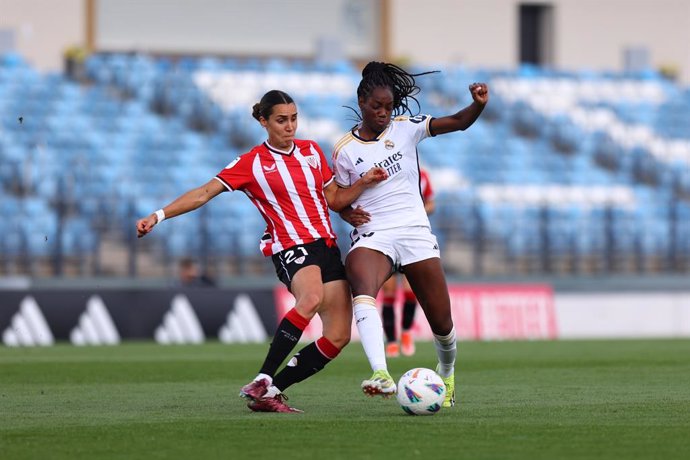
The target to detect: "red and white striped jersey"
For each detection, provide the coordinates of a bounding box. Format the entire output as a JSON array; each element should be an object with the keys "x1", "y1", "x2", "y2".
[
  {"x1": 420, "y1": 168, "x2": 434, "y2": 203},
  {"x1": 215, "y1": 139, "x2": 337, "y2": 256}
]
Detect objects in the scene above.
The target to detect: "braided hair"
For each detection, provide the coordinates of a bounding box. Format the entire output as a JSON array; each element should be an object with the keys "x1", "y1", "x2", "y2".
[{"x1": 351, "y1": 61, "x2": 438, "y2": 119}]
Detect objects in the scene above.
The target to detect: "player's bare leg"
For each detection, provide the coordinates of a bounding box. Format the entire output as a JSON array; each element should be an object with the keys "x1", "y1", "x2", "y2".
[{"x1": 403, "y1": 258, "x2": 456, "y2": 407}]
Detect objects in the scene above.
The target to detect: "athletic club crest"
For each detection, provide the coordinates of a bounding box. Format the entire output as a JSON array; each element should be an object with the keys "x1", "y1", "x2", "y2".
[
  {"x1": 305, "y1": 155, "x2": 318, "y2": 168},
  {"x1": 384, "y1": 139, "x2": 395, "y2": 150}
]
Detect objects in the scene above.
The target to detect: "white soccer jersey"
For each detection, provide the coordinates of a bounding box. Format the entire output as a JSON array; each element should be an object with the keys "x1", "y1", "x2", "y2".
[{"x1": 332, "y1": 114, "x2": 434, "y2": 233}]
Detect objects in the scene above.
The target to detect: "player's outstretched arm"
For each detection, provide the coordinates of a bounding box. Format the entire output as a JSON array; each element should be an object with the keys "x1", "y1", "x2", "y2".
[
  {"x1": 430, "y1": 83, "x2": 489, "y2": 136},
  {"x1": 136, "y1": 179, "x2": 225, "y2": 238},
  {"x1": 324, "y1": 167, "x2": 388, "y2": 212}
]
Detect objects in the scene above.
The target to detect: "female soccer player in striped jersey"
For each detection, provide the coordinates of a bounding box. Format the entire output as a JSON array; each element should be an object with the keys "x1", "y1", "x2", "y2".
[
  {"x1": 333, "y1": 62, "x2": 488, "y2": 407},
  {"x1": 136, "y1": 90, "x2": 387, "y2": 413}
]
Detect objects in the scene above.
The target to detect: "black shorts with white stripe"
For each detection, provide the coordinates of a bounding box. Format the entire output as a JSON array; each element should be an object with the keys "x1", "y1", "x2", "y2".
[{"x1": 271, "y1": 238, "x2": 346, "y2": 291}]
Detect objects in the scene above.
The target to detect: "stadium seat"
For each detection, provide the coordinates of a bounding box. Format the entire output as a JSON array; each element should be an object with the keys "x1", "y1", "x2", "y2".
[{"x1": 2, "y1": 51, "x2": 689, "y2": 277}]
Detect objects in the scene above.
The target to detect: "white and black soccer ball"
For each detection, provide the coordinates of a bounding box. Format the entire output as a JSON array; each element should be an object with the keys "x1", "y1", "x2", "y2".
[{"x1": 396, "y1": 368, "x2": 446, "y2": 415}]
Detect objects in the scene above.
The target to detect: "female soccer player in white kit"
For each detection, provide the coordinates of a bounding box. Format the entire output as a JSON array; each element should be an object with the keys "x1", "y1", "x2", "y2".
[{"x1": 332, "y1": 62, "x2": 489, "y2": 407}]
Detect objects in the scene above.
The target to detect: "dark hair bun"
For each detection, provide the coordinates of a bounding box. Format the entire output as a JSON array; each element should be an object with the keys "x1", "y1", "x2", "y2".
[{"x1": 251, "y1": 103, "x2": 261, "y2": 121}]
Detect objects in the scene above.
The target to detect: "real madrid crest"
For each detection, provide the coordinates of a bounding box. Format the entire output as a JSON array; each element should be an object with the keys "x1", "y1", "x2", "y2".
[{"x1": 384, "y1": 139, "x2": 395, "y2": 150}]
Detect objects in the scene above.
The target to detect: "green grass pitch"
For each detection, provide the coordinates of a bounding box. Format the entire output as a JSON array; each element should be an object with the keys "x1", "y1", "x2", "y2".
[{"x1": 1, "y1": 339, "x2": 689, "y2": 459}]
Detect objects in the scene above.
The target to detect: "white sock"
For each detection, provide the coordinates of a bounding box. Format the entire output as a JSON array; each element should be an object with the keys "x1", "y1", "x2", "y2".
[
  {"x1": 354, "y1": 295, "x2": 387, "y2": 372},
  {"x1": 264, "y1": 385, "x2": 281, "y2": 398},
  {"x1": 256, "y1": 373, "x2": 273, "y2": 384},
  {"x1": 433, "y1": 327, "x2": 456, "y2": 378}
]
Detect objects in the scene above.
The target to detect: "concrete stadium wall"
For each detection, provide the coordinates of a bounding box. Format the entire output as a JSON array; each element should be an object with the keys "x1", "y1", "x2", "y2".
[
  {"x1": 0, "y1": 0, "x2": 83, "y2": 71},
  {"x1": 390, "y1": 0, "x2": 690, "y2": 83},
  {"x1": 95, "y1": 0, "x2": 381, "y2": 59},
  {"x1": 3, "y1": 0, "x2": 688, "y2": 83}
]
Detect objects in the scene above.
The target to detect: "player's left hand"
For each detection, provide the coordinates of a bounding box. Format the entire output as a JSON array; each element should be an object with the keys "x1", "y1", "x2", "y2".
[
  {"x1": 469, "y1": 83, "x2": 489, "y2": 105},
  {"x1": 340, "y1": 205, "x2": 371, "y2": 227}
]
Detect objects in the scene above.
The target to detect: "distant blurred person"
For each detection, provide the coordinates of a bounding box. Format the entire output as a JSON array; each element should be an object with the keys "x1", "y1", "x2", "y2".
[
  {"x1": 176, "y1": 257, "x2": 216, "y2": 288},
  {"x1": 380, "y1": 167, "x2": 435, "y2": 358},
  {"x1": 136, "y1": 90, "x2": 386, "y2": 413}
]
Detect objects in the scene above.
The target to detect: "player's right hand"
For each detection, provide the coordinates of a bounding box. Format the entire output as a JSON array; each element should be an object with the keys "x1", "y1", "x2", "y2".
[
  {"x1": 363, "y1": 166, "x2": 388, "y2": 186},
  {"x1": 136, "y1": 215, "x2": 158, "y2": 238}
]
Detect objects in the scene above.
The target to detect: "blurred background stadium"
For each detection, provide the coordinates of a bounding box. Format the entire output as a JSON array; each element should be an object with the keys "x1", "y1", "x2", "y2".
[
  {"x1": 3, "y1": 5, "x2": 689, "y2": 458},
  {"x1": 1, "y1": 0, "x2": 689, "y2": 343}
]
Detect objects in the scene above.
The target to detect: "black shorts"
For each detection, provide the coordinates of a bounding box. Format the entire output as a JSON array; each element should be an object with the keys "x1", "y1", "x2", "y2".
[{"x1": 272, "y1": 239, "x2": 346, "y2": 291}]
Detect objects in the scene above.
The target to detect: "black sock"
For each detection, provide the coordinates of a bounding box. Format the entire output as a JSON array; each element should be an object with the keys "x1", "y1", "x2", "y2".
[
  {"x1": 272, "y1": 340, "x2": 334, "y2": 392},
  {"x1": 382, "y1": 304, "x2": 396, "y2": 343},
  {"x1": 258, "y1": 316, "x2": 305, "y2": 377},
  {"x1": 402, "y1": 300, "x2": 417, "y2": 331}
]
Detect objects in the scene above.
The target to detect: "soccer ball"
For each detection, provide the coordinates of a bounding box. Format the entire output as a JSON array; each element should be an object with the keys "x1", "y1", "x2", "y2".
[{"x1": 396, "y1": 368, "x2": 446, "y2": 415}]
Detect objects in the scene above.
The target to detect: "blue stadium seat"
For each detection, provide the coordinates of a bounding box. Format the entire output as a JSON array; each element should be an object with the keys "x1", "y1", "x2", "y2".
[{"x1": 2, "y1": 52, "x2": 688, "y2": 276}]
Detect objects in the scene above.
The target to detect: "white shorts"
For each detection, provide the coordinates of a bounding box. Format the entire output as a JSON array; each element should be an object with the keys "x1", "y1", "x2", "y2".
[{"x1": 348, "y1": 226, "x2": 440, "y2": 269}]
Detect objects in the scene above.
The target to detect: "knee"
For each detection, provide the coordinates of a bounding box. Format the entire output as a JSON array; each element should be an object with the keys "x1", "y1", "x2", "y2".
[
  {"x1": 430, "y1": 318, "x2": 454, "y2": 337},
  {"x1": 324, "y1": 324, "x2": 351, "y2": 349},
  {"x1": 424, "y1": 308, "x2": 453, "y2": 336},
  {"x1": 294, "y1": 292, "x2": 322, "y2": 319},
  {"x1": 328, "y1": 332, "x2": 351, "y2": 350}
]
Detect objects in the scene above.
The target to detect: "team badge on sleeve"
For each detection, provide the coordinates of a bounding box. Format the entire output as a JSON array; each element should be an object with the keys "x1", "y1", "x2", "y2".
[
  {"x1": 224, "y1": 157, "x2": 241, "y2": 169},
  {"x1": 408, "y1": 115, "x2": 428, "y2": 124}
]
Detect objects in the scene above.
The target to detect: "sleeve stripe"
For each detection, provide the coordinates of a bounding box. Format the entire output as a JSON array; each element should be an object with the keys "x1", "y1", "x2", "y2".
[
  {"x1": 334, "y1": 133, "x2": 353, "y2": 150},
  {"x1": 332, "y1": 133, "x2": 354, "y2": 160},
  {"x1": 214, "y1": 175, "x2": 234, "y2": 191},
  {"x1": 427, "y1": 116, "x2": 437, "y2": 137}
]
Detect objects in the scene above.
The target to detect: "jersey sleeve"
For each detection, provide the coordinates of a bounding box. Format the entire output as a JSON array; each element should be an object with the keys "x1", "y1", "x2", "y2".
[
  {"x1": 215, "y1": 153, "x2": 252, "y2": 191},
  {"x1": 397, "y1": 114, "x2": 434, "y2": 145},
  {"x1": 310, "y1": 141, "x2": 334, "y2": 187},
  {"x1": 332, "y1": 145, "x2": 354, "y2": 188}
]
